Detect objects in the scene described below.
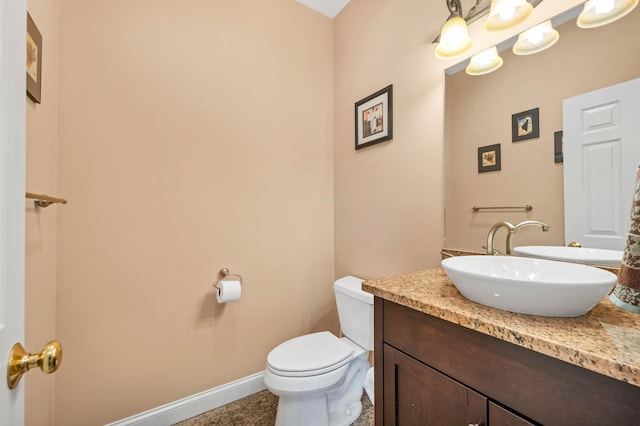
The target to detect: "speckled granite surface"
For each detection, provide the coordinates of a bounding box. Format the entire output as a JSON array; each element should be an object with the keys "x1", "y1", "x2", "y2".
[{"x1": 363, "y1": 267, "x2": 640, "y2": 387}]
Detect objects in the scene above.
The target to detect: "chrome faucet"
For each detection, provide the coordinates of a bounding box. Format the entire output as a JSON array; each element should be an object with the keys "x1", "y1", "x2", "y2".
[
  {"x1": 486, "y1": 220, "x2": 550, "y2": 255},
  {"x1": 514, "y1": 220, "x2": 550, "y2": 233},
  {"x1": 486, "y1": 221, "x2": 516, "y2": 255}
]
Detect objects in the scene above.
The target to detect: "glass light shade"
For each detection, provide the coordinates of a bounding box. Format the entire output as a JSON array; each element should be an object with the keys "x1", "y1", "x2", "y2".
[
  {"x1": 466, "y1": 46, "x2": 504, "y2": 75},
  {"x1": 435, "y1": 16, "x2": 473, "y2": 59},
  {"x1": 485, "y1": 0, "x2": 533, "y2": 31},
  {"x1": 513, "y1": 20, "x2": 560, "y2": 55},
  {"x1": 577, "y1": 0, "x2": 638, "y2": 28}
]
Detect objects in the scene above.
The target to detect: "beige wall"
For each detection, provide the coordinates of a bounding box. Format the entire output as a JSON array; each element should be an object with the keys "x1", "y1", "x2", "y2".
[
  {"x1": 54, "y1": 1, "x2": 334, "y2": 424},
  {"x1": 333, "y1": 0, "x2": 446, "y2": 279},
  {"x1": 445, "y1": 12, "x2": 640, "y2": 253},
  {"x1": 25, "y1": 1, "x2": 59, "y2": 425}
]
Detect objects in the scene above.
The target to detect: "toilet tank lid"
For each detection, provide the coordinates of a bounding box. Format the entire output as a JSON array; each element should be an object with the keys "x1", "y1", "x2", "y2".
[{"x1": 334, "y1": 276, "x2": 373, "y2": 304}]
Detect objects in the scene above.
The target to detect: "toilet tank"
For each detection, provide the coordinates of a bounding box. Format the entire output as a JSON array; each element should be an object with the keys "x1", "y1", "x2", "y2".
[{"x1": 334, "y1": 276, "x2": 374, "y2": 351}]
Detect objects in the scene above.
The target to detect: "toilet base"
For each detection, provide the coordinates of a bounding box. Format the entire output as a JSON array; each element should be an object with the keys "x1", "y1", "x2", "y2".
[
  {"x1": 274, "y1": 390, "x2": 364, "y2": 426},
  {"x1": 272, "y1": 355, "x2": 370, "y2": 426},
  {"x1": 327, "y1": 356, "x2": 369, "y2": 426},
  {"x1": 328, "y1": 398, "x2": 363, "y2": 426},
  {"x1": 275, "y1": 393, "x2": 330, "y2": 426}
]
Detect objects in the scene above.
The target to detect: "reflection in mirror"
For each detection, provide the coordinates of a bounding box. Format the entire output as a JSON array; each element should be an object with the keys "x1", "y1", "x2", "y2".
[
  {"x1": 512, "y1": 245, "x2": 623, "y2": 267},
  {"x1": 444, "y1": 5, "x2": 640, "y2": 255}
]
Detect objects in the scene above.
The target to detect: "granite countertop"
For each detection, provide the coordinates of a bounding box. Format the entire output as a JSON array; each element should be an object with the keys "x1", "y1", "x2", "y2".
[{"x1": 362, "y1": 267, "x2": 640, "y2": 387}]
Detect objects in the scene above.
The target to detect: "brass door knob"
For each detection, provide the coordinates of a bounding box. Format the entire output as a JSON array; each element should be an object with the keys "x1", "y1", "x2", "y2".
[
  {"x1": 568, "y1": 241, "x2": 582, "y2": 247},
  {"x1": 7, "y1": 340, "x2": 62, "y2": 389}
]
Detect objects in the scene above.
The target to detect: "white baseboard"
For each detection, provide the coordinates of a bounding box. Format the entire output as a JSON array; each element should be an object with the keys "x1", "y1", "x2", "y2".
[{"x1": 105, "y1": 371, "x2": 267, "y2": 426}]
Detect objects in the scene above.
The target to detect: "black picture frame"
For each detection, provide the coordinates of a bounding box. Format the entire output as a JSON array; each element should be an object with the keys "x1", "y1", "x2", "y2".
[
  {"x1": 554, "y1": 130, "x2": 563, "y2": 163},
  {"x1": 26, "y1": 12, "x2": 43, "y2": 104},
  {"x1": 355, "y1": 85, "x2": 393, "y2": 150},
  {"x1": 511, "y1": 107, "x2": 539, "y2": 142},
  {"x1": 478, "y1": 143, "x2": 501, "y2": 173}
]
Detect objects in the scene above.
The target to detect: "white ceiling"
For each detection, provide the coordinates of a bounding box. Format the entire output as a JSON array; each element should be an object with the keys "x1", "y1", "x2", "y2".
[{"x1": 296, "y1": 0, "x2": 351, "y2": 18}]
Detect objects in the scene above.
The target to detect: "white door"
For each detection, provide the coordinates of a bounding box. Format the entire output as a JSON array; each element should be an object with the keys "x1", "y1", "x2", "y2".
[
  {"x1": 563, "y1": 78, "x2": 640, "y2": 250},
  {"x1": 0, "y1": 0, "x2": 27, "y2": 424}
]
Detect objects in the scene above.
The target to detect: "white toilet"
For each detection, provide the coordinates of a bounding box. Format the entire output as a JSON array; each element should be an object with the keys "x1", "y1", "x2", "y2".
[{"x1": 264, "y1": 276, "x2": 374, "y2": 426}]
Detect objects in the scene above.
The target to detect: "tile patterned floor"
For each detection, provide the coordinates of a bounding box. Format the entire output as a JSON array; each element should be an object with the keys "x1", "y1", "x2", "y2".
[{"x1": 174, "y1": 390, "x2": 374, "y2": 426}]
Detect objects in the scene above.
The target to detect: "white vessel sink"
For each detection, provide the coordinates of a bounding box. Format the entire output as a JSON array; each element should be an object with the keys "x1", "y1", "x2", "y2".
[
  {"x1": 513, "y1": 245, "x2": 623, "y2": 267},
  {"x1": 441, "y1": 256, "x2": 617, "y2": 317}
]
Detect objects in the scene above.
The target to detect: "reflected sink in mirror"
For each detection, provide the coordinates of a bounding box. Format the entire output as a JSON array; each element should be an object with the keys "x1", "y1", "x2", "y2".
[
  {"x1": 441, "y1": 256, "x2": 617, "y2": 317},
  {"x1": 513, "y1": 246, "x2": 623, "y2": 267}
]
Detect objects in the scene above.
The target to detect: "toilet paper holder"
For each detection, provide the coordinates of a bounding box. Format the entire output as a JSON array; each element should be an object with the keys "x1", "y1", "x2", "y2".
[{"x1": 214, "y1": 268, "x2": 243, "y2": 289}]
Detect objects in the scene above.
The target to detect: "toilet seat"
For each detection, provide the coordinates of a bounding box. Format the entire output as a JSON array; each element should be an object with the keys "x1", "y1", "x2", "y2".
[{"x1": 267, "y1": 331, "x2": 354, "y2": 377}]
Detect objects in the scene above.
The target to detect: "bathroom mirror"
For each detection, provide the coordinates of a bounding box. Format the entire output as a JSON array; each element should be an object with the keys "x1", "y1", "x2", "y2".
[{"x1": 443, "y1": 4, "x2": 640, "y2": 255}]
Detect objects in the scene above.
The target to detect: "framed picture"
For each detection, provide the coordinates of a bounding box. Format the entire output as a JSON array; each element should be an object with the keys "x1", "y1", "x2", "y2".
[
  {"x1": 554, "y1": 130, "x2": 563, "y2": 163},
  {"x1": 355, "y1": 85, "x2": 393, "y2": 150},
  {"x1": 511, "y1": 107, "x2": 539, "y2": 142},
  {"x1": 27, "y1": 12, "x2": 43, "y2": 104},
  {"x1": 478, "y1": 143, "x2": 501, "y2": 173}
]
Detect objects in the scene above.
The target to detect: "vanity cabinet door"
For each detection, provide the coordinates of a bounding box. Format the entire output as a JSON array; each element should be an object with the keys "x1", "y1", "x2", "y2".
[
  {"x1": 488, "y1": 402, "x2": 535, "y2": 426},
  {"x1": 383, "y1": 344, "x2": 487, "y2": 426}
]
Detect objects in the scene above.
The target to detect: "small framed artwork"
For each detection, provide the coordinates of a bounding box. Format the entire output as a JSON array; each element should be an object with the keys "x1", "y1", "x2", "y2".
[
  {"x1": 554, "y1": 130, "x2": 563, "y2": 163},
  {"x1": 355, "y1": 85, "x2": 393, "y2": 150},
  {"x1": 26, "y1": 12, "x2": 43, "y2": 104},
  {"x1": 511, "y1": 107, "x2": 539, "y2": 142},
  {"x1": 478, "y1": 143, "x2": 501, "y2": 173}
]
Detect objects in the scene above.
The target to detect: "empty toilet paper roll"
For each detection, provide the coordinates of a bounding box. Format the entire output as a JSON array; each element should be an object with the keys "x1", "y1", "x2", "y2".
[{"x1": 216, "y1": 280, "x2": 242, "y2": 303}]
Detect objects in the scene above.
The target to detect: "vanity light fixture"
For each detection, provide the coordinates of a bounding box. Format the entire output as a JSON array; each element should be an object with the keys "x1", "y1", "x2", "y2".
[
  {"x1": 485, "y1": 0, "x2": 534, "y2": 31},
  {"x1": 465, "y1": 46, "x2": 504, "y2": 75},
  {"x1": 512, "y1": 20, "x2": 560, "y2": 55},
  {"x1": 433, "y1": 0, "x2": 543, "y2": 60},
  {"x1": 435, "y1": 0, "x2": 473, "y2": 59},
  {"x1": 577, "y1": 0, "x2": 639, "y2": 28}
]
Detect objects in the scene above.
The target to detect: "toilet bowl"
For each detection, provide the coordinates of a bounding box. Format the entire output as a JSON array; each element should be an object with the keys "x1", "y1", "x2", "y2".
[{"x1": 264, "y1": 276, "x2": 374, "y2": 426}]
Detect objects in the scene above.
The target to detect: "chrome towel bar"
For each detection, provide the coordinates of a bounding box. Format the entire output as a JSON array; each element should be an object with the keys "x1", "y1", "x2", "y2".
[{"x1": 472, "y1": 204, "x2": 532, "y2": 212}]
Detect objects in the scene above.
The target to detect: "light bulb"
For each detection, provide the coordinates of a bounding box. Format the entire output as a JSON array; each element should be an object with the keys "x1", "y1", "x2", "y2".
[
  {"x1": 526, "y1": 26, "x2": 544, "y2": 44},
  {"x1": 485, "y1": 0, "x2": 533, "y2": 31},
  {"x1": 577, "y1": 0, "x2": 639, "y2": 28},
  {"x1": 499, "y1": 4, "x2": 516, "y2": 20},
  {"x1": 435, "y1": 16, "x2": 473, "y2": 59},
  {"x1": 466, "y1": 47, "x2": 503, "y2": 75},
  {"x1": 595, "y1": 0, "x2": 615, "y2": 14},
  {"x1": 513, "y1": 20, "x2": 559, "y2": 55}
]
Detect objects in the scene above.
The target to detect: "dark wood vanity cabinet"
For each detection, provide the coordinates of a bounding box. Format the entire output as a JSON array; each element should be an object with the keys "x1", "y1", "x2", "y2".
[
  {"x1": 383, "y1": 345, "x2": 532, "y2": 425},
  {"x1": 383, "y1": 345, "x2": 489, "y2": 425},
  {"x1": 374, "y1": 298, "x2": 640, "y2": 426}
]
